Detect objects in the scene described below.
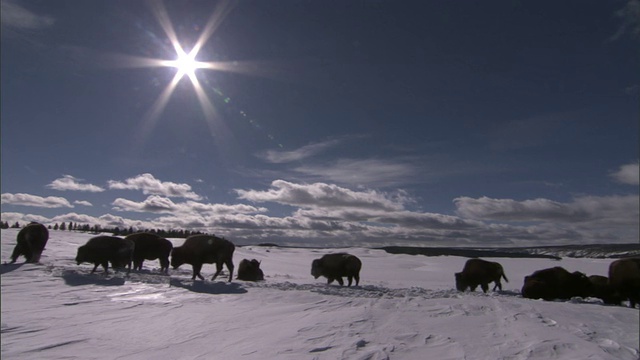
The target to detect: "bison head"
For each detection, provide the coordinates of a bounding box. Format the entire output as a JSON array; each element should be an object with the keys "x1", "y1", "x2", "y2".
[
  {"x1": 75, "y1": 246, "x2": 87, "y2": 265},
  {"x1": 311, "y1": 259, "x2": 323, "y2": 279},
  {"x1": 170, "y1": 248, "x2": 184, "y2": 269},
  {"x1": 570, "y1": 271, "x2": 593, "y2": 298},
  {"x1": 454, "y1": 272, "x2": 467, "y2": 291}
]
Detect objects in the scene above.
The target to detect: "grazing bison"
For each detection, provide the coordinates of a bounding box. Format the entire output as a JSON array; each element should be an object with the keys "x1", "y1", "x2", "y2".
[
  {"x1": 171, "y1": 235, "x2": 235, "y2": 281},
  {"x1": 75, "y1": 236, "x2": 134, "y2": 274},
  {"x1": 608, "y1": 258, "x2": 640, "y2": 308},
  {"x1": 588, "y1": 275, "x2": 624, "y2": 305},
  {"x1": 311, "y1": 253, "x2": 362, "y2": 286},
  {"x1": 237, "y1": 259, "x2": 264, "y2": 281},
  {"x1": 521, "y1": 266, "x2": 592, "y2": 301},
  {"x1": 125, "y1": 232, "x2": 173, "y2": 273},
  {"x1": 10, "y1": 222, "x2": 49, "y2": 263},
  {"x1": 455, "y1": 258, "x2": 509, "y2": 293}
]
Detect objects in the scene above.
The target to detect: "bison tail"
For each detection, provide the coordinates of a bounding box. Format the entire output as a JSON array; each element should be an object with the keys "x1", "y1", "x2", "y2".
[{"x1": 502, "y1": 272, "x2": 509, "y2": 283}]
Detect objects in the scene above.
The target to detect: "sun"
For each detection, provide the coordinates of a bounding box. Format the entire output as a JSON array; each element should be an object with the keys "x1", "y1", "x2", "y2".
[{"x1": 166, "y1": 48, "x2": 204, "y2": 83}]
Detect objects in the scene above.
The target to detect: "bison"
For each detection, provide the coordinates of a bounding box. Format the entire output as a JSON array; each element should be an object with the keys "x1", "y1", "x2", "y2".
[
  {"x1": 75, "y1": 236, "x2": 134, "y2": 274},
  {"x1": 521, "y1": 266, "x2": 592, "y2": 301},
  {"x1": 10, "y1": 222, "x2": 49, "y2": 263},
  {"x1": 608, "y1": 258, "x2": 640, "y2": 308},
  {"x1": 170, "y1": 235, "x2": 235, "y2": 281},
  {"x1": 125, "y1": 232, "x2": 173, "y2": 273},
  {"x1": 237, "y1": 259, "x2": 264, "y2": 281},
  {"x1": 588, "y1": 275, "x2": 624, "y2": 305},
  {"x1": 455, "y1": 258, "x2": 509, "y2": 293},
  {"x1": 311, "y1": 253, "x2": 362, "y2": 286}
]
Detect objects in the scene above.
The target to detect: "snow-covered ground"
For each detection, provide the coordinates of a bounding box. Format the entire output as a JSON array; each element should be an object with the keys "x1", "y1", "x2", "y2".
[{"x1": 2, "y1": 229, "x2": 638, "y2": 360}]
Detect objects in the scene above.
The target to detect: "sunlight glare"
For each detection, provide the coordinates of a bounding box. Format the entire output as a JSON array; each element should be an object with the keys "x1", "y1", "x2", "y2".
[{"x1": 169, "y1": 48, "x2": 201, "y2": 81}]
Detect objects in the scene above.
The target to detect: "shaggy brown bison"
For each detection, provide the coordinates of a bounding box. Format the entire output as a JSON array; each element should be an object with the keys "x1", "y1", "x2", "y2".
[
  {"x1": 608, "y1": 258, "x2": 640, "y2": 308},
  {"x1": 171, "y1": 235, "x2": 235, "y2": 281},
  {"x1": 10, "y1": 222, "x2": 49, "y2": 263},
  {"x1": 125, "y1": 232, "x2": 173, "y2": 273},
  {"x1": 237, "y1": 259, "x2": 264, "y2": 281},
  {"x1": 521, "y1": 266, "x2": 592, "y2": 301},
  {"x1": 75, "y1": 236, "x2": 134, "y2": 274},
  {"x1": 588, "y1": 275, "x2": 624, "y2": 305},
  {"x1": 311, "y1": 253, "x2": 362, "y2": 286},
  {"x1": 455, "y1": 258, "x2": 509, "y2": 293}
]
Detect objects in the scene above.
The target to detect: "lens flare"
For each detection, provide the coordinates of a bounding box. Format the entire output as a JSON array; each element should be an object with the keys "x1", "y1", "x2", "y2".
[{"x1": 103, "y1": 0, "x2": 284, "y2": 152}]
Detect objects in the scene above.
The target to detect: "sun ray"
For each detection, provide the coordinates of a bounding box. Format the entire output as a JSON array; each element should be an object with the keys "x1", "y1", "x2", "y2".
[
  {"x1": 134, "y1": 71, "x2": 182, "y2": 146},
  {"x1": 114, "y1": 0, "x2": 268, "y2": 152},
  {"x1": 147, "y1": 0, "x2": 183, "y2": 56},
  {"x1": 191, "y1": 0, "x2": 236, "y2": 56}
]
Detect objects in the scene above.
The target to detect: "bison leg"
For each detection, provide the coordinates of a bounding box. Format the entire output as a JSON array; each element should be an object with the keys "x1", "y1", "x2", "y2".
[
  {"x1": 630, "y1": 287, "x2": 640, "y2": 308},
  {"x1": 101, "y1": 261, "x2": 109, "y2": 274},
  {"x1": 493, "y1": 281, "x2": 502, "y2": 291},
  {"x1": 349, "y1": 274, "x2": 360, "y2": 286},
  {"x1": 30, "y1": 250, "x2": 43, "y2": 263},
  {"x1": 336, "y1": 277, "x2": 344, "y2": 286},
  {"x1": 90, "y1": 263, "x2": 100, "y2": 274},
  {"x1": 160, "y1": 258, "x2": 169, "y2": 274},
  {"x1": 480, "y1": 283, "x2": 489, "y2": 293},
  {"x1": 224, "y1": 259, "x2": 234, "y2": 282},
  {"x1": 10, "y1": 243, "x2": 24, "y2": 263},
  {"x1": 23, "y1": 243, "x2": 35, "y2": 263},
  {"x1": 192, "y1": 263, "x2": 204, "y2": 280},
  {"x1": 347, "y1": 276, "x2": 353, "y2": 287},
  {"x1": 326, "y1": 277, "x2": 334, "y2": 285},
  {"x1": 134, "y1": 259, "x2": 143, "y2": 271},
  {"x1": 211, "y1": 262, "x2": 224, "y2": 281}
]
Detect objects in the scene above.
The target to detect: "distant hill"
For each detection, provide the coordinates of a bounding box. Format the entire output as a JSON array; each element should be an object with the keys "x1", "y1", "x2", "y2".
[{"x1": 378, "y1": 243, "x2": 640, "y2": 260}]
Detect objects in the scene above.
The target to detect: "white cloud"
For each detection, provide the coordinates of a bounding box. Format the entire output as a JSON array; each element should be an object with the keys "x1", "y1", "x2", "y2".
[
  {"x1": 294, "y1": 158, "x2": 419, "y2": 188},
  {"x1": 0, "y1": 212, "x2": 50, "y2": 225},
  {"x1": 257, "y1": 138, "x2": 343, "y2": 163},
  {"x1": 1, "y1": 193, "x2": 73, "y2": 208},
  {"x1": 46, "y1": 175, "x2": 105, "y2": 192},
  {"x1": 74, "y1": 200, "x2": 93, "y2": 207},
  {"x1": 610, "y1": 161, "x2": 640, "y2": 185},
  {"x1": 0, "y1": 0, "x2": 54, "y2": 31},
  {"x1": 48, "y1": 212, "x2": 153, "y2": 230},
  {"x1": 107, "y1": 173, "x2": 202, "y2": 200},
  {"x1": 112, "y1": 195, "x2": 177, "y2": 214},
  {"x1": 295, "y1": 208, "x2": 482, "y2": 230},
  {"x1": 454, "y1": 195, "x2": 639, "y2": 224},
  {"x1": 611, "y1": 0, "x2": 640, "y2": 40},
  {"x1": 235, "y1": 180, "x2": 407, "y2": 211},
  {"x1": 112, "y1": 195, "x2": 267, "y2": 215}
]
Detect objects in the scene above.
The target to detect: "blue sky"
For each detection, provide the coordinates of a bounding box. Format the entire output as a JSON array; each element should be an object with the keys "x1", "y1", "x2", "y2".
[{"x1": 1, "y1": 0, "x2": 638, "y2": 247}]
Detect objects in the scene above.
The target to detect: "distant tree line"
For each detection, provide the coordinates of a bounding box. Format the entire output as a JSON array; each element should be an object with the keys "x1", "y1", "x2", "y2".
[{"x1": 0, "y1": 221, "x2": 209, "y2": 239}]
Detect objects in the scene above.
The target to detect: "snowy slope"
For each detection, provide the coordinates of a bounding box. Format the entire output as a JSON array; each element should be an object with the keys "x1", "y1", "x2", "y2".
[{"x1": 2, "y1": 229, "x2": 638, "y2": 360}]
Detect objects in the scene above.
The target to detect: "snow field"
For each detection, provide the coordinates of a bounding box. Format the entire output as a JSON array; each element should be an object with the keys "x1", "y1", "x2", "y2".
[{"x1": 2, "y1": 229, "x2": 638, "y2": 359}]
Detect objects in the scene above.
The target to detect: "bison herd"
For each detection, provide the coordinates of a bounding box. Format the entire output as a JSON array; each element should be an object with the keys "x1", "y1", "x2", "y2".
[
  {"x1": 457, "y1": 257, "x2": 640, "y2": 308},
  {"x1": 5, "y1": 222, "x2": 640, "y2": 308}
]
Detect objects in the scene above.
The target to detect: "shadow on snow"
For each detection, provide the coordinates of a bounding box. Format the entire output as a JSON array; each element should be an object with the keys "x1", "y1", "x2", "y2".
[
  {"x1": 60, "y1": 269, "x2": 126, "y2": 286},
  {"x1": 169, "y1": 277, "x2": 248, "y2": 294},
  {"x1": 1, "y1": 262, "x2": 25, "y2": 275}
]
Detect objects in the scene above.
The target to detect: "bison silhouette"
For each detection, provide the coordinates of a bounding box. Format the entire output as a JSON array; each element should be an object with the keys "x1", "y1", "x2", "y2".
[
  {"x1": 10, "y1": 222, "x2": 49, "y2": 264},
  {"x1": 311, "y1": 253, "x2": 362, "y2": 286},
  {"x1": 171, "y1": 235, "x2": 235, "y2": 281}
]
